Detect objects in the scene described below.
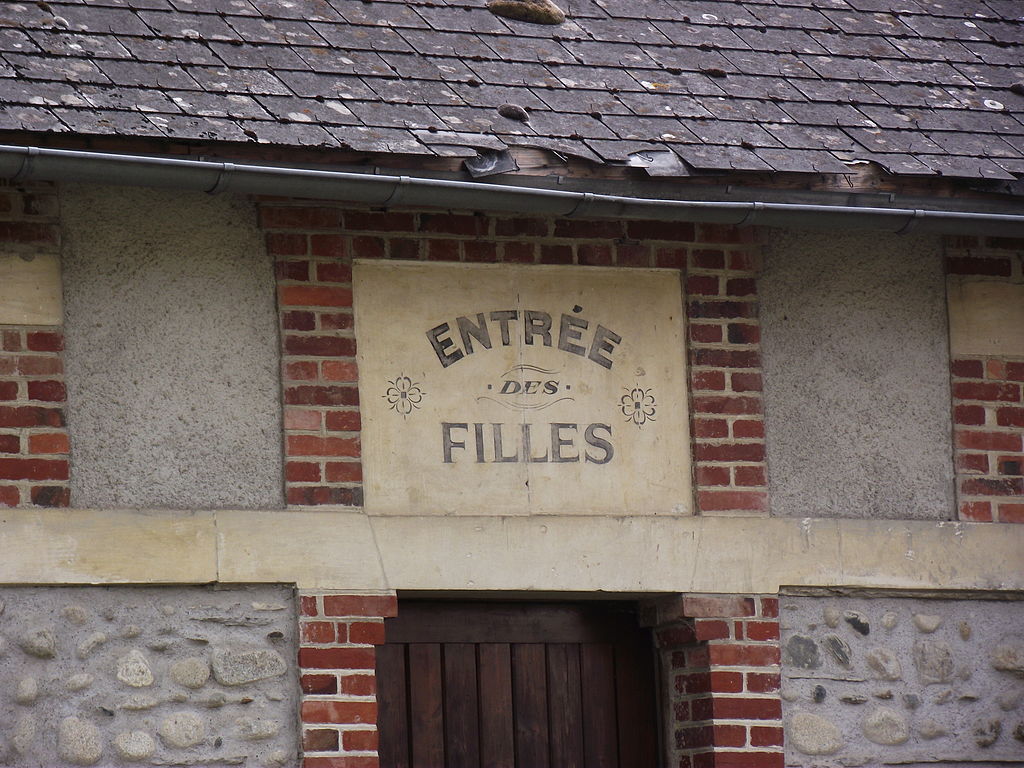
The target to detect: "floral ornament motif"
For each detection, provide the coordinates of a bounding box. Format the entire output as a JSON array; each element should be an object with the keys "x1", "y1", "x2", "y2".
[
  {"x1": 384, "y1": 374, "x2": 425, "y2": 418},
  {"x1": 620, "y1": 386, "x2": 656, "y2": 428}
]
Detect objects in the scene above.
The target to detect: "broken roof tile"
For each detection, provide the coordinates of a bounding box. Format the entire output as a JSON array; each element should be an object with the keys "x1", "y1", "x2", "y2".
[
  {"x1": 754, "y1": 147, "x2": 850, "y2": 173},
  {"x1": 675, "y1": 143, "x2": 773, "y2": 172}
]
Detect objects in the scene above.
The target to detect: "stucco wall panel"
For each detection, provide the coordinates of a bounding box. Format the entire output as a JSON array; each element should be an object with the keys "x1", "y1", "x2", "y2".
[
  {"x1": 60, "y1": 185, "x2": 283, "y2": 508},
  {"x1": 760, "y1": 229, "x2": 954, "y2": 519}
]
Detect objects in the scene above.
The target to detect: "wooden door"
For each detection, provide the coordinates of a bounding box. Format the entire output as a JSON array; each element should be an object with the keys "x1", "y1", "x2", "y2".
[{"x1": 377, "y1": 601, "x2": 659, "y2": 768}]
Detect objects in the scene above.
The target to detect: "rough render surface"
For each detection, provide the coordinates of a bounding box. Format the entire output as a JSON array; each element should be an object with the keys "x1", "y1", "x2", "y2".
[
  {"x1": 780, "y1": 595, "x2": 1024, "y2": 765},
  {"x1": 60, "y1": 184, "x2": 283, "y2": 508},
  {"x1": 760, "y1": 229, "x2": 954, "y2": 519},
  {"x1": 0, "y1": 585, "x2": 299, "y2": 766}
]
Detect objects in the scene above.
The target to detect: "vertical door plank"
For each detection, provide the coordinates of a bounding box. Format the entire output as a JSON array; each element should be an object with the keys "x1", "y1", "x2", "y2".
[
  {"x1": 408, "y1": 643, "x2": 445, "y2": 768},
  {"x1": 376, "y1": 643, "x2": 410, "y2": 768},
  {"x1": 512, "y1": 643, "x2": 549, "y2": 768},
  {"x1": 581, "y1": 643, "x2": 619, "y2": 768},
  {"x1": 546, "y1": 643, "x2": 584, "y2": 768},
  {"x1": 614, "y1": 638, "x2": 659, "y2": 768},
  {"x1": 444, "y1": 643, "x2": 481, "y2": 768},
  {"x1": 479, "y1": 643, "x2": 515, "y2": 768}
]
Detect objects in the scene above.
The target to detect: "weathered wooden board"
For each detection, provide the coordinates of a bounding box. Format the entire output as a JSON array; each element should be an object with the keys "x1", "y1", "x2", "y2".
[
  {"x1": 0, "y1": 253, "x2": 62, "y2": 326},
  {"x1": 353, "y1": 261, "x2": 692, "y2": 516}
]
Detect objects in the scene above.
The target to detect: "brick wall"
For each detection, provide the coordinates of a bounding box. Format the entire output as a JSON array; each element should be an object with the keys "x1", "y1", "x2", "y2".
[
  {"x1": 946, "y1": 237, "x2": 1024, "y2": 523},
  {"x1": 260, "y1": 202, "x2": 766, "y2": 514},
  {"x1": 0, "y1": 181, "x2": 69, "y2": 508},
  {"x1": 299, "y1": 592, "x2": 397, "y2": 768},
  {"x1": 647, "y1": 593, "x2": 782, "y2": 767}
]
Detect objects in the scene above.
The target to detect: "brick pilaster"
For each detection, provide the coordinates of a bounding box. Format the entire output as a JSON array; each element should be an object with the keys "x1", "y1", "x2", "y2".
[
  {"x1": 299, "y1": 592, "x2": 397, "y2": 768},
  {"x1": 0, "y1": 181, "x2": 69, "y2": 508}
]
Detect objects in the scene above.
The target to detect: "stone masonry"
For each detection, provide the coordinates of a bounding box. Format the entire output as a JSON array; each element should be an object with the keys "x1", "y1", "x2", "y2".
[{"x1": 0, "y1": 585, "x2": 298, "y2": 766}]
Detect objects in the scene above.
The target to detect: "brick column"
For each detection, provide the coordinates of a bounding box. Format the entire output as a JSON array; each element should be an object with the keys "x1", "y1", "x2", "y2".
[
  {"x1": 299, "y1": 592, "x2": 397, "y2": 768},
  {"x1": 946, "y1": 236, "x2": 1024, "y2": 523},
  {"x1": 0, "y1": 181, "x2": 69, "y2": 508},
  {"x1": 650, "y1": 593, "x2": 782, "y2": 767}
]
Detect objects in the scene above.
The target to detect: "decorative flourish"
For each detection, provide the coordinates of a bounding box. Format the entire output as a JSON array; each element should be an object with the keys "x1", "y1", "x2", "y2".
[
  {"x1": 384, "y1": 375, "x2": 424, "y2": 418},
  {"x1": 620, "y1": 386, "x2": 656, "y2": 428}
]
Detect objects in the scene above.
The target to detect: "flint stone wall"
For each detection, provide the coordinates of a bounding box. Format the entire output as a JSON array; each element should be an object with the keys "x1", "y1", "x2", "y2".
[
  {"x1": 781, "y1": 595, "x2": 1024, "y2": 766},
  {"x1": 0, "y1": 585, "x2": 298, "y2": 766}
]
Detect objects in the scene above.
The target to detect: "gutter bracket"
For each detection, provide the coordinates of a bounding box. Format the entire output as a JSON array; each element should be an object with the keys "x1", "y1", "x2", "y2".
[
  {"x1": 206, "y1": 162, "x2": 235, "y2": 195},
  {"x1": 11, "y1": 146, "x2": 37, "y2": 182},
  {"x1": 382, "y1": 176, "x2": 412, "y2": 208},
  {"x1": 736, "y1": 201, "x2": 764, "y2": 227},
  {"x1": 895, "y1": 208, "x2": 924, "y2": 235},
  {"x1": 565, "y1": 192, "x2": 597, "y2": 218}
]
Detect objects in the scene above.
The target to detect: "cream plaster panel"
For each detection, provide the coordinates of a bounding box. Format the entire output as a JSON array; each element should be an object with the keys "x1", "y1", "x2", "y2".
[
  {"x1": 0, "y1": 252, "x2": 62, "y2": 325},
  {"x1": 353, "y1": 261, "x2": 692, "y2": 516},
  {"x1": 948, "y1": 279, "x2": 1024, "y2": 357},
  {"x1": 1, "y1": 511, "x2": 1021, "y2": 595}
]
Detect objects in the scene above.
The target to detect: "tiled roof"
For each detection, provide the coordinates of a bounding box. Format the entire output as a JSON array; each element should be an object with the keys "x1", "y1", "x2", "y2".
[{"x1": 2, "y1": 0, "x2": 1023, "y2": 180}]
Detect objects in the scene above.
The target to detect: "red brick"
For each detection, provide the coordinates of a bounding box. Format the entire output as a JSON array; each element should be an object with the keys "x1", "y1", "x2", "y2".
[
  {"x1": 945, "y1": 256, "x2": 1011, "y2": 276},
  {"x1": 690, "y1": 249, "x2": 725, "y2": 269},
  {"x1": 760, "y1": 598, "x2": 779, "y2": 618},
  {"x1": 708, "y1": 643, "x2": 780, "y2": 667},
  {"x1": 0, "y1": 458, "x2": 68, "y2": 481},
  {"x1": 655, "y1": 247, "x2": 687, "y2": 269},
  {"x1": 301, "y1": 595, "x2": 320, "y2": 616},
  {"x1": 287, "y1": 435, "x2": 360, "y2": 457},
  {"x1": 0, "y1": 406, "x2": 63, "y2": 428},
  {"x1": 286, "y1": 361, "x2": 318, "y2": 381},
  {"x1": 732, "y1": 419, "x2": 764, "y2": 438},
  {"x1": 956, "y1": 453, "x2": 988, "y2": 473},
  {"x1": 553, "y1": 219, "x2": 623, "y2": 239},
  {"x1": 352, "y1": 236, "x2": 385, "y2": 259},
  {"x1": 304, "y1": 758, "x2": 379, "y2": 768},
  {"x1": 288, "y1": 456, "x2": 325, "y2": 481},
  {"x1": 999, "y1": 455, "x2": 1023, "y2": 475},
  {"x1": 750, "y1": 726, "x2": 783, "y2": 749},
  {"x1": 349, "y1": 621, "x2": 386, "y2": 645},
  {"x1": 689, "y1": 697, "x2": 713, "y2": 721},
  {"x1": 389, "y1": 238, "x2": 420, "y2": 260},
  {"x1": 282, "y1": 311, "x2": 316, "y2": 331},
  {"x1": 302, "y1": 673, "x2": 338, "y2": 694},
  {"x1": 26, "y1": 332, "x2": 63, "y2": 352},
  {"x1": 695, "y1": 619, "x2": 731, "y2": 641},
  {"x1": 690, "y1": 323, "x2": 723, "y2": 343},
  {"x1": 303, "y1": 728, "x2": 339, "y2": 752},
  {"x1": 693, "y1": 418, "x2": 729, "y2": 438},
  {"x1": 712, "y1": 697, "x2": 782, "y2": 720},
  {"x1": 694, "y1": 443, "x2": 765, "y2": 462},
  {"x1": 299, "y1": 647, "x2": 376, "y2": 670},
  {"x1": 0, "y1": 486, "x2": 19, "y2": 506},
  {"x1": 959, "y1": 501, "x2": 993, "y2": 521},
  {"x1": 0, "y1": 434, "x2": 19, "y2": 453},
  {"x1": 1007, "y1": 362, "x2": 1024, "y2": 382},
  {"x1": 626, "y1": 220, "x2": 695, "y2": 241},
  {"x1": 961, "y1": 477, "x2": 1023, "y2": 495},
  {"x1": 745, "y1": 621, "x2": 780, "y2": 641},
  {"x1": 421, "y1": 213, "x2": 482, "y2": 236},
  {"x1": 713, "y1": 752, "x2": 783, "y2": 768},
  {"x1": 951, "y1": 358, "x2": 984, "y2": 378},
  {"x1": 726, "y1": 278, "x2": 756, "y2": 296},
  {"x1": 288, "y1": 485, "x2": 362, "y2": 506},
  {"x1": 261, "y1": 206, "x2": 341, "y2": 229},
  {"x1": 987, "y1": 359, "x2": 1006, "y2": 380},
  {"x1": 343, "y1": 729, "x2": 380, "y2": 751},
  {"x1": 426, "y1": 239, "x2": 460, "y2": 261},
  {"x1": 709, "y1": 670, "x2": 743, "y2": 693},
  {"x1": 731, "y1": 372, "x2": 762, "y2": 392},
  {"x1": 326, "y1": 410, "x2": 361, "y2": 432},
  {"x1": 276, "y1": 260, "x2": 310, "y2": 281},
  {"x1": 2, "y1": 331, "x2": 20, "y2": 352},
  {"x1": 955, "y1": 430, "x2": 1021, "y2": 452},
  {"x1": 699, "y1": 490, "x2": 767, "y2": 512},
  {"x1": 684, "y1": 596, "x2": 756, "y2": 618},
  {"x1": 301, "y1": 700, "x2": 377, "y2": 725},
  {"x1": 688, "y1": 300, "x2": 757, "y2": 319},
  {"x1": 322, "y1": 361, "x2": 358, "y2": 382},
  {"x1": 316, "y1": 262, "x2": 353, "y2": 283},
  {"x1": 320, "y1": 312, "x2": 354, "y2": 331},
  {"x1": 615, "y1": 243, "x2": 649, "y2": 267},
  {"x1": 279, "y1": 285, "x2": 353, "y2": 308},
  {"x1": 502, "y1": 242, "x2": 535, "y2": 263},
  {"x1": 735, "y1": 466, "x2": 766, "y2": 487},
  {"x1": 325, "y1": 461, "x2": 362, "y2": 482},
  {"x1": 997, "y1": 406, "x2": 1024, "y2": 427},
  {"x1": 675, "y1": 725, "x2": 712, "y2": 750},
  {"x1": 696, "y1": 466, "x2": 730, "y2": 487},
  {"x1": 0, "y1": 359, "x2": 14, "y2": 376},
  {"x1": 0, "y1": 381, "x2": 17, "y2": 400},
  {"x1": 311, "y1": 235, "x2": 348, "y2": 259},
  {"x1": 540, "y1": 244, "x2": 573, "y2": 264},
  {"x1": 30, "y1": 485, "x2": 69, "y2": 507},
  {"x1": 266, "y1": 232, "x2": 307, "y2": 256},
  {"x1": 713, "y1": 724, "x2": 747, "y2": 748},
  {"x1": 954, "y1": 405, "x2": 986, "y2": 426},
  {"x1": 692, "y1": 371, "x2": 726, "y2": 391},
  {"x1": 727, "y1": 323, "x2": 760, "y2": 344},
  {"x1": 577, "y1": 244, "x2": 613, "y2": 266},
  {"x1": 746, "y1": 671, "x2": 781, "y2": 693},
  {"x1": 692, "y1": 349, "x2": 761, "y2": 368},
  {"x1": 27, "y1": 380, "x2": 65, "y2": 402},
  {"x1": 464, "y1": 241, "x2": 498, "y2": 262},
  {"x1": 339, "y1": 673, "x2": 377, "y2": 696},
  {"x1": 687, "y1": 275, "x2": 720, "y2": 296},
  {"x1": 494, "y1": 217, "x2": 548, "y2": 238},
  {"x1": 301, "y1": 621, "x2": 336, "y2": 644},
  {"x1": 999, "y1": 503, "x2": 1024, "y2": 523},
  {"x1": 344, "y1": 211, "x2": 415, "y2": 232},
  {"x1": 323, "y1": 594, "x2": 398, "y2": 617},
  {"x1": 285, "y1": 385, "x2": 359, "y2": 407},
  {"x1": 693, "y1": 396, "x2": 762, "y2": 415},
  {"x1": 28, "y1": 432, "x2": 69, "y2": 454},
  {"x1": 729, "y1": 250, "x2": 758, "y2": 270},
  {"x1": 284, "y1": 335, "x2": 356, "y2": 357},
  {"x1": 656, "y1": 624, "x2": 698, "y2": 647},
  {"x1": 285, "y1": 409, "x2": 321, "y2": 431},
  {"x1": 953, "y1": 381, "x2": 1020, "y2": 402}
]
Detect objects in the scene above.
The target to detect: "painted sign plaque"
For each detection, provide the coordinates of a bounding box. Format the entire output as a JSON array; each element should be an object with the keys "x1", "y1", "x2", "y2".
[{"x1": 354, "y1": 261, "x2": 693, "y2": 515}]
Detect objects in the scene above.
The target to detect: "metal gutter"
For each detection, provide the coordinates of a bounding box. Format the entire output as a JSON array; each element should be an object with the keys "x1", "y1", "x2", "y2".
[{"x1": 3, "y1": 144, "x2": 1023, "y2": 236}]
